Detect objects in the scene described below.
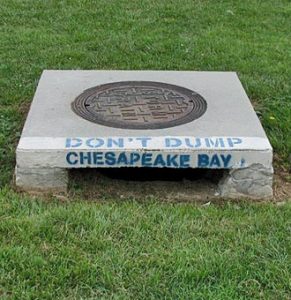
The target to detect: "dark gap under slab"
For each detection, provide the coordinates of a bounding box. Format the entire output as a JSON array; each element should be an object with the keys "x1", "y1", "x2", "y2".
[{"x1": 69, "y1": 168, "x2": 227, "y2": 202}]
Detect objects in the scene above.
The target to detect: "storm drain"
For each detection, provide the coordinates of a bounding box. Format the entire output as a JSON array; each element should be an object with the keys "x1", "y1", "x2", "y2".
[
  {"x1": 71, "y1": 81, "x2": 207, "y2": 129},
  {"x1": 16, "y1": 71, "x2": 273, "y2": 199}
]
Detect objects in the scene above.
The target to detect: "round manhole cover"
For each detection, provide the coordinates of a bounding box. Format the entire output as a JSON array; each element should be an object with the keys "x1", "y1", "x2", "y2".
[{"x1": 71, "y1": 81, "x2": 207, "y2": 129}]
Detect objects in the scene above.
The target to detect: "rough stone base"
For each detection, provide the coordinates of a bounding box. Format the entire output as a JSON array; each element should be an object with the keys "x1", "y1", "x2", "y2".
[
  {"x1": 218, "y1": 164, "x2": 273, "y2": 199},
  {"x1": 15, "y1": 167, "x2": 68, "y2": 192}
]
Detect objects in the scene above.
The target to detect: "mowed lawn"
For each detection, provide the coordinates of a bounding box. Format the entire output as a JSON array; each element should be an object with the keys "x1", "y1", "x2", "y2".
[{"x1": 0, "y1": 0, "x2": 291, "y2": 299}]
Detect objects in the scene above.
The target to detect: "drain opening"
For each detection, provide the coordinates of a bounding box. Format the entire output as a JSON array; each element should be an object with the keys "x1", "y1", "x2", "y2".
[
  {"x1": 91, "y1": 168, "x2": 223, "y2": 182},
  {"x1": 69, "y1": 168, "x2": 226, "y2": 201},
  {"x1": 72, "y1": 81, "x2": 207, "y2": 129}
]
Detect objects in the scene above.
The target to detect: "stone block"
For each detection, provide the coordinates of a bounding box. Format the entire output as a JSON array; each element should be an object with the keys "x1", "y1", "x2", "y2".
[{"x1": 15, "y1": 166, "x2": 68, "y2": 192}]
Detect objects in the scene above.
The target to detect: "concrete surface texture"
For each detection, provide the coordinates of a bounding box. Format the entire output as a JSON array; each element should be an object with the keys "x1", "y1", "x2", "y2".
[
  {"x1": 15, "y1": 70, "x2": 273, "y2": 198},
  {"x1": 21, "y1": 70, "x2": 269, "y2": 138}
]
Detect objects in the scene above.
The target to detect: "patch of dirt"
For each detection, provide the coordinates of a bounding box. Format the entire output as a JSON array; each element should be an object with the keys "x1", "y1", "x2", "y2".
[
  {"x1": 273, "y1": 155, "x2": 291, "y2": 201},
  {"x1": 18, "y1": 100, "x2": 32, "y2": 116},
  {"x1": 68, "y1": 168, "x2": 223, "y2": 203},
  {"x1": 273, "y1": 173, "x2": 291, "y2": 201}
]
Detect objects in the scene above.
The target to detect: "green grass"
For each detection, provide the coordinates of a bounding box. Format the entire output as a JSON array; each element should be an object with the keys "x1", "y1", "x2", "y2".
[
  {"x1": 0, "y1": 0, "x2": 291, "y2": 298},
  {"x1": 0, "y1": 0, "x2": 291, "y2": 185},
  {"x1": 0, "y1": 189, "x2": 290, "y2": 299}
]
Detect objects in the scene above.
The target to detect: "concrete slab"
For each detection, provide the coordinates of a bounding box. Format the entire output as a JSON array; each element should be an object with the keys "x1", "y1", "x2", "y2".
[{"x1": 16, "y1": 70, "x2": 273, "y2": 198}]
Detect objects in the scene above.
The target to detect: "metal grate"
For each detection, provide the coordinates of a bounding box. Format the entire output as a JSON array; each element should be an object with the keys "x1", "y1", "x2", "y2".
[{"x1": 71, "y1": 81, "x2": 207, "y2": 129}]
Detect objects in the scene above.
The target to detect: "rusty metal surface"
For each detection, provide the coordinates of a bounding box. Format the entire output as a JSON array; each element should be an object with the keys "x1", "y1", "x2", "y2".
[{"x1": 71, "y1": 81, "x2": 207, "y2": 129}]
